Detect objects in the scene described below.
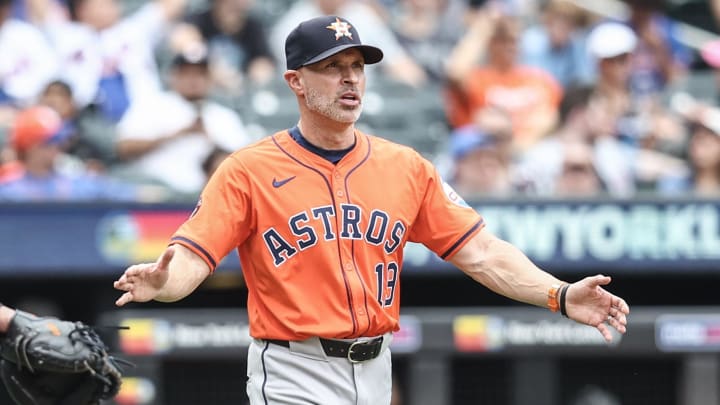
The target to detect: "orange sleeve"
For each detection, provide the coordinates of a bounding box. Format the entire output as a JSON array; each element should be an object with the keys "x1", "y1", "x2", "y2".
[
  {"x1": 445, "y1": 69, "x2": 489, "y2": 129},
  {"x1": 170, "y1": 153, "x2": 253, "y2": 271},
  {"x1": 407, "y1": 155, "x2": 484, "y2": 260},
  {"x1": 444, "y1": 83, "x2": 474, "y2": 129},
  {"x1": 539, "y1": 68, "x2": 563, "y2": 107}
]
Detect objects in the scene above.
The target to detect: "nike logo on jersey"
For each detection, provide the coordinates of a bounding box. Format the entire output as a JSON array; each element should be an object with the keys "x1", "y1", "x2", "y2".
[{"x1": 272, "y1": 176, "x2": 296, "y2": 188}]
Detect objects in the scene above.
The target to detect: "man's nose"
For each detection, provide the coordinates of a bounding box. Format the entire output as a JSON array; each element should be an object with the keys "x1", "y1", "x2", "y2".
[{"x1": 341, "y1": 67, "x2": 359, "y2": 84}]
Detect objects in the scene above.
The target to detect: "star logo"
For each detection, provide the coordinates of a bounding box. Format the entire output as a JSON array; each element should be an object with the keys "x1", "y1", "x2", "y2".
[{"x1": 326, "y1": 17, "x2": 353, "y2": 40}]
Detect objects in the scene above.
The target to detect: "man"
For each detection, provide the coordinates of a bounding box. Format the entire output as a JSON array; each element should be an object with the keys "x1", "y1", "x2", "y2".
[
  {"x1": 448, "y1": 124, "x2": 520, "y2": 198},
  {"x1": 114, "y1": 47, "x2": 250, "y2": 195},
  {"x1": 0, "y1": 0, "x2": 58, "y2": 125},
  {"x1": 47, "y1": 0, "x2": 187, "y2": 121},
  {"x1": 0, "y1": 105, "x2": 138, "y2": 201},
  {"x1": 445, "y1": 12, "x2": 563, "y2": 152},
  {"x1": 113, "y1": 16, "x2": 630, "y2": 404},
  {"x1": 170, "y1": 0, "x2": 277, "y2": 91},
  {"x1": 519, "y1": 0, "x2": 594, "y2": 88}
]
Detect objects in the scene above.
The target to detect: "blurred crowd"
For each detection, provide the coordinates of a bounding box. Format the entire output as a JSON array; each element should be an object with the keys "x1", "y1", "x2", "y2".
[{"x1": 0, "y1": 0, "x2": 718, "y2": 202}]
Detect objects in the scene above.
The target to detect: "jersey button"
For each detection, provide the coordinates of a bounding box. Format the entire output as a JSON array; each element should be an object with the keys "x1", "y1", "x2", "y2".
[
  {"x1": 334, "y1": 172, "x2": 342, "y2": 179},
  {"x1": 337, "y1": 190, "x2": 344, "y2": 197},
  {"x1": 344, "y1": 262, "x2": 353, "y2": 271},
  {"x1": 357, "y1": 309, "x2": 365, "y2": 316}
]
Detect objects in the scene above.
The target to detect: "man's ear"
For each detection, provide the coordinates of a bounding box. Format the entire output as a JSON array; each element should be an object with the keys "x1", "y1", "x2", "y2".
[{"x1": 284, "y1": 70, "x2": 304, "y2": 96}]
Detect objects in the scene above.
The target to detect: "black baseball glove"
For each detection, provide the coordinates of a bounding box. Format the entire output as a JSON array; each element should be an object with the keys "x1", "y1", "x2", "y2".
[{"x1": 0, "y1": 310, "x2": 127, "y2": 405}]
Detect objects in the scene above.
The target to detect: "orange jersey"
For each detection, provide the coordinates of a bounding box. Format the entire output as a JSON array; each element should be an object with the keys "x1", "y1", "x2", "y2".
[
  {"x1": 171, "y1": 129, "x2": 483, "y2": 340},
  {"x1": 447, "y1": 65, "x2": 562, "y2": 146}
]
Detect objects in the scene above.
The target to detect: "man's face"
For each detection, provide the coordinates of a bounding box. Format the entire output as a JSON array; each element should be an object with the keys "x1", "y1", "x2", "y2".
[
  {"x1": 690, "y1": 126, "x2": 720, "y2": 170},
  {"x1": 40, "y1": 84, "x2": 76, "y2": 120},
  {"x1": 171, "y1": 64, "x2": 211, "y2": 101},
  {"x1": 454, "y1": 146, "x2": 508, "y2": 195},
  {"x1": 76, "y1": 0, "x2": 121, "y2": 30},
  {"x1": 23, "y1": 142, "x2": 61, "y2": 172},
  {"x1": 298, "y1": 48, "x2": 366, "y2": 124},
  {"x1": 599, "y1": 53, "x2": 631, "y2": 85},
  {"x1": 212, "y1": 0, "x2": 252, "y2": 34}
]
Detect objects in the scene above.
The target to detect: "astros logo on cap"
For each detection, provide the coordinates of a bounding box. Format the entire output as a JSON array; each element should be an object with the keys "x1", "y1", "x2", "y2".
[{"x1": 326, "y1": 17, "x2": 353, "y2": 40}]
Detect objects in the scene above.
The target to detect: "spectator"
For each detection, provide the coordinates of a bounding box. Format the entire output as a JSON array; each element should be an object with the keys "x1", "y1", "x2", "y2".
[
  {"x1": 621, "y1": 0, "x2": 692, "y2": 97},
  {"x1": 47, "y1": 0, "x2": 188, "y2": 121},
  {"x1": 445, "y1": 11, "x2": 563, "y2": 152},
  {"x1": 448, "y1": 124, "x2": 521, "y2": 198},
  {"x1": 37, "y1": 79, "x2": 110, "y2": 171},
  {"x1": 554, "y1": 140, "x2": 605, "y2": 196},
  {"x1": 386, "y1": 0, "x2": 467, "y2": 82},
  {"x1": 0, "y1": 0, "x2": 58, "y2": 125},
  {"x1": 682, "y1": 119, "x2": 720, "y2": 196},
  {"x1": 270, "y1": 0, "x2": 427, "y2": 88},
  {"x1": 114, "y1": 48, "x2": 250, "y2": 196},
  {"x1": 586, "y1": 22, "x2": 640, "y2": 145},
  {"x1": 659, "y1": 103, "x2": 720, "y2": 196},
  {"x1": 201, "y1": 146, "x2": 231, "y2": 183},
  {"x1": 171, "y1": 0, "x2": 276, "y2": 93},
  {"x1": 0, "y1": 105, "x2": 138, "y2": 201},
  {"x1": 587, "y1": 21, "x2": 687, "y2": 188},
  {"x1": 700, "y1": 39, "x2": 720, "y2": 104},
  {"x1": 518, "y1": 85, "x2": 602, "y2": 196},
  {"x1": 519, "y1": 0, "x2": 595, "y2": 88},
  {"x1": 520, "y1": 80, "x2": 687, "y2": 197}
]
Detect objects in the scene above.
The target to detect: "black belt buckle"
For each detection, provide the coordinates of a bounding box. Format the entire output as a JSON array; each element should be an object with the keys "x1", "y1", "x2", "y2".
[{"x1": 347, "y1": 337, "x2": 382, "y2": 363}]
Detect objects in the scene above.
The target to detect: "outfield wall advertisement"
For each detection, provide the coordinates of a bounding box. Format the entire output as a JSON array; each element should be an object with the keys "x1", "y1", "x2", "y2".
[{"x1": 0, "y1": 198, "x2": 718, "y2": 275}]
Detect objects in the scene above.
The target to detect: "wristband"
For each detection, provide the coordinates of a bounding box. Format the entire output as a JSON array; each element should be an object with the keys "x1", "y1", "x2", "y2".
[
  {"x1": 547, "y1": 284, "x2": 561, "y2": 312},
  {"x1": 559, "y1": 284, "x2": 570, "y2": 318}
]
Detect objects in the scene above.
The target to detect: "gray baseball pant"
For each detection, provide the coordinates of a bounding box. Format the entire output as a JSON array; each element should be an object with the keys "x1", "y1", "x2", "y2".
[{"x1": 246, "y1": 334, "x2": 393, "y2": 405}]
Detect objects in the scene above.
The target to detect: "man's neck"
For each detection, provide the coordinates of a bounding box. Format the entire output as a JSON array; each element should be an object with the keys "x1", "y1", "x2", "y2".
[{"x1": 297, "y1": 119, "x2": 356, "y2": 151}]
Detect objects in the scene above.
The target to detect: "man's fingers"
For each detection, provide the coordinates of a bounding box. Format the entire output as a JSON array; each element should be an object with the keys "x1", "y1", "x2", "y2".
[
  {"x1": 124, "y1": 264, "x2": 145, "y2": 277},
  {"x1": 115, "y1": 292, "x2": 134, "y2": 307},
  {"x1": 591, "y1": 274, "x2": 611, "y2": 287},
  {"x1": 596, "y1": 323, "x2": 613, "y2": 343},
  {"x1": 609, "y1": 309, "x2": 628, "y2": 327},
  {"x1": 614, "y1": 297, "x2": 630, "y2": 314},
  {"x1": 607, "y1": 316, "x2": 626, "y2": 334}
]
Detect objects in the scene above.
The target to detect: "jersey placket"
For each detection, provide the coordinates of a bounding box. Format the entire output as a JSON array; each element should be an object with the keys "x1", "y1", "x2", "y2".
[{"x1": 331, "y1": 167, "x2": 370, "y2": 337}]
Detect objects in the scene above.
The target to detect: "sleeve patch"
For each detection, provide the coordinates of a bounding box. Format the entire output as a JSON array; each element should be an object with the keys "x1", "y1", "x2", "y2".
[
  {"x1": 442, "y1": 182, "x2": 469, "y2": 208},
  {"x1": 189, "y1": 197, "x2": 202, "y2": 218}
]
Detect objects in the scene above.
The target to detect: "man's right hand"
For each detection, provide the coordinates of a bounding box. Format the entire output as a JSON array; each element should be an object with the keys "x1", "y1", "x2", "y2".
[{"x1": 113, "y1": 246, "x2": 175, "y2": 306}]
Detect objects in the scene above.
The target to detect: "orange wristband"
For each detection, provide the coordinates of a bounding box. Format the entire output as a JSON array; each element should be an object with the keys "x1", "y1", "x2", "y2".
[{"x1": 548, "y1": 284, "x2": 562, "y2": 312}]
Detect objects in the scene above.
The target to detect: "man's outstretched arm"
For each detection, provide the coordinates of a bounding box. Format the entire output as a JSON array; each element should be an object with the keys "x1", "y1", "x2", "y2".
[
  {"x1": 450, "y1": 228, "x2": 629, "y2": 341},
  {"x1": 114, "y1": 244, "x2": 211, "y2": 306}
]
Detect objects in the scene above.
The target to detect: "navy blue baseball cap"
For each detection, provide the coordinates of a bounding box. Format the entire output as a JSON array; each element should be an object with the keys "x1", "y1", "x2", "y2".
[{"x1": 285, "y1": 15, "x2": 384, "y2": 70}]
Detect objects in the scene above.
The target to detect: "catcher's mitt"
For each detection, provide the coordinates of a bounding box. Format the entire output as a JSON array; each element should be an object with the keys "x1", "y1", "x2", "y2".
[{"x1": 0, "y1": 310, "x2": 126, "y2": 405}]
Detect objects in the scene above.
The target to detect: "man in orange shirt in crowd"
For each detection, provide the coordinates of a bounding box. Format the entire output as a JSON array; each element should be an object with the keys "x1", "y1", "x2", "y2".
[{"x1": 446, "y1": 11, "x2": 563, "y2": 151}]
